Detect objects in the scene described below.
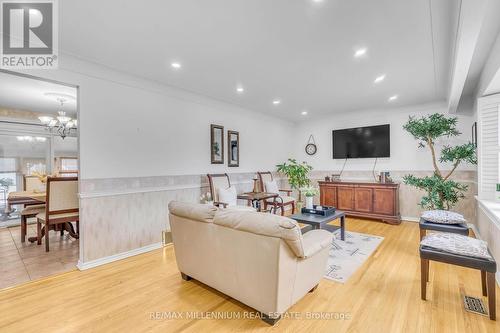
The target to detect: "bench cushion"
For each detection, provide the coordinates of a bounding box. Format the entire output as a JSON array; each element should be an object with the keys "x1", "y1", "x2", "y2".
[
  {"x1": 420, "y1": 245, "x2": 497, "y2": 272},
  {"x1": 421, "y1": 210, "x2": 467, "y2": 224},
  {"x1": 421, "y1": 233, "x2": 493, "y2": 260}
]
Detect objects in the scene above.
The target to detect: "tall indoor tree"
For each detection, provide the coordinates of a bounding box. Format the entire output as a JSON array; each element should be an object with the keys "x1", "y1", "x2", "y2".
[{"x1": 403, "y1": 113, "x2": 477, "y2": 210}]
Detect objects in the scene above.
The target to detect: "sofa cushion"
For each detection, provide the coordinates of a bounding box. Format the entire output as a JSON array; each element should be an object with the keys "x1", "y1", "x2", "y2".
[
  {"x1": 421, "y1": 210, "x2": 467, "y2": 224},
  {"x1": 421, "y1": 233, "x2": 493, "y2": 260},
  {"x1": 217, "y1": 186, "x2": 237, "y2": 206},
  {"x1": 214, "y1": 210, "x2": 305, "y2": 257},
  {"x1": 168, "y1": 201, "x2": 218, "y2": 223}
]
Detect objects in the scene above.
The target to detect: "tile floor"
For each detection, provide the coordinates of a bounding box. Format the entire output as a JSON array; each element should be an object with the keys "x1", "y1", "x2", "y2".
[{"x1": 0, "y1": 222, "x2": 78, "y2": 289}]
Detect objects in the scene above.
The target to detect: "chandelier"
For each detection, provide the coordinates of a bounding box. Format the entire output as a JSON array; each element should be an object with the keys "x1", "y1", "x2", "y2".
[{"x1": 38, "y1": 93, "x2": 77, "y2": 139}]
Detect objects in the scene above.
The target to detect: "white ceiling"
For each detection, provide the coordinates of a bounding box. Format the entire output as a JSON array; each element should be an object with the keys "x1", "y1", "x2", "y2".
[
  {"x1": 0, "y1": 72, "x2": 77, "y2": 116},
  {"x1": 56, "y1": 0, "x2": 457, "y2": 120}
]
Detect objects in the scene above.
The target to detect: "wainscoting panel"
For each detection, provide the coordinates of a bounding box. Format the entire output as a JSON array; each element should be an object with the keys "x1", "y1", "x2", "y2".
[
  {"x1": 78, "y1": 170, "x2": 476, "y2": 267},
  {"x1": 78, "y1": 173, "x2": 263, "y2": 264},
  {"x1": 476, "y1": 201, "x2": 500, "y2": 284}
]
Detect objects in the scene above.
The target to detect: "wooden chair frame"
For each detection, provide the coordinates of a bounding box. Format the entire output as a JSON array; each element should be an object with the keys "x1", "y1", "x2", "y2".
[
  {"x1": 257, "y1": 171, "x2": 295, "y2": 216},
  {"x1": 20, "y1": 175, "x2": 45, "y2": 243},
  {"x1": 37, "y1": 177, "x2": 79, "y2": 252}
]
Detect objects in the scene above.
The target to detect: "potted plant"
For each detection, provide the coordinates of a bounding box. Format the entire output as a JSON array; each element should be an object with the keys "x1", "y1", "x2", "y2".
[
  {"x1": 301, "y1": 186, "x2": 319, "y2": 209},
  {"x1": 403, "y1": 113, "x2": 477, "y2": 210},
  {"x1": 276, "y1": 158, "x2": 313, "y2": 201}
]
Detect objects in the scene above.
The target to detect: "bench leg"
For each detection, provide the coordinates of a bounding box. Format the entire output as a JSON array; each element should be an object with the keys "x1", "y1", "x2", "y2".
[
  {"x1": 421, "y1": 258, "x2": 428, "y2": 300},
  {"x1": 487, "y1": 272, "x2": 496, "y2": 320},
  {"x1": 481, "y1": 270, "x2": 487, "y2": 296}
]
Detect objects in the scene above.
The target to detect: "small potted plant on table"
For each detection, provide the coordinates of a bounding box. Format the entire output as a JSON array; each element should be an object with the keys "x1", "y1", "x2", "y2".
[{"x1": 301, "y1": 186, "x2": 319, "y2": 209}]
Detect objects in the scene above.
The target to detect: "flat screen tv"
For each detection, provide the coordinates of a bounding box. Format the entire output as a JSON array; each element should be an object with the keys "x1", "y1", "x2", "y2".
[{"x1": 332, "y1": 124, "x2": 390, "y2": 159}]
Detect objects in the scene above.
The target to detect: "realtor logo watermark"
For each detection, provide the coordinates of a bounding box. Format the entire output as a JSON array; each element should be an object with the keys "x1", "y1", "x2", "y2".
[{"x1": 1, "y1": 0, "x2": 58, "y2": 69}]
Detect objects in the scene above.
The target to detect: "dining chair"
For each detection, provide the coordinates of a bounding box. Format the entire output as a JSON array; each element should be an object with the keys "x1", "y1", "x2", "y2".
[
  {"x1": 257, "y1": 171, "x2": 295, "y2": 215},
  {"x1": 20, "y1": 175, "x2": 46, "y2": 243},
  {"x1": 23, "y1": 175, "x2": 44, "y2": 192},
  {"x1": 36, "y1": 177, "x2": 79, "y2": 252}
]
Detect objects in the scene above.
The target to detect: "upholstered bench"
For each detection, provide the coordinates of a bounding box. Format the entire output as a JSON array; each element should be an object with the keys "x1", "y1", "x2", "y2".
[
  {"x1": 419, "y1": 217, "x2": 469, "y2": 240},
  {"x1": 420, "y1": 235, "x2": 497, "y2": 320}
]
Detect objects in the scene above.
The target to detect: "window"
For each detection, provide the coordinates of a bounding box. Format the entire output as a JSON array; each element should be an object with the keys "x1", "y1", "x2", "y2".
[
  {"x1": 478, "y1": 94, "x2": 500, "y2": 199},
  {"x1": 57, "y1": 157, "x2": 78, "y2": 176},
  {"x1": 23, "y1": 158, "x2": 46, "y2": 175},
  {"x1": 0, "y1": 158, "x2": 18, "y2": 199}
]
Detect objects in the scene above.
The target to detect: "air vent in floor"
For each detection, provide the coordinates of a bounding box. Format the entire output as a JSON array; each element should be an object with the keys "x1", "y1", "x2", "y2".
[{"x1": 463, "y1": 296, "x2": 488, "y2": 316}]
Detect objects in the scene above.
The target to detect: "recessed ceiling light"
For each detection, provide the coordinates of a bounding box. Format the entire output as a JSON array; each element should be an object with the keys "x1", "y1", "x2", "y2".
[
  {"x1": 171, "y1": 62, "x2": 181, "y2": 69},
  {"x1": 388, "y1": 95, "x2": 398, "y2": 102},
  {"x1": 236, "y1": 86, "x2": 244, "y2": 93},
  {"x1": 301, "y1": 111, "x2": 308, "y2": 116},
  {"x1": 354, "y1": 48, "x2": 367, "y2": 58},
  {"x1": 374, "y1": 74, "x2": 386, "y2": 83},
  {"x1": 273, "y1": 100, "x2": 281, "y2": 105}
]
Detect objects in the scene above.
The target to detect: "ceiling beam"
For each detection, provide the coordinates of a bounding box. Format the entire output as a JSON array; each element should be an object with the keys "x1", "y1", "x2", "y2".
[
  {"x1": 447, "y1": 0, "x2": 489, "y2": 113},
  {"x1": 482, "y1": 32, "x2": 500, "y2": 96}
]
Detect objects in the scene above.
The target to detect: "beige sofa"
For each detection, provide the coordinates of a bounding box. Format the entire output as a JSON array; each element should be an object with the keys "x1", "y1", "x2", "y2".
[{"x1": 168, "y1": 201, "x2": 332, "y2": 325}]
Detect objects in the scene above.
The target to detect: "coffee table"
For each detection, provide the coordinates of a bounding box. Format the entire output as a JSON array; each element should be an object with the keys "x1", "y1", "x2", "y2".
[{"x1": 290, "y1": 210, "x2": 346, "y2": 240}]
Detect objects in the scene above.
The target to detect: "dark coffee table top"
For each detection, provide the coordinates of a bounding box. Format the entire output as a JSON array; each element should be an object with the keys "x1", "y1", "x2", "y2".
[{"x1": 290, "y1": 210, "x2": 345, "y2": 226}]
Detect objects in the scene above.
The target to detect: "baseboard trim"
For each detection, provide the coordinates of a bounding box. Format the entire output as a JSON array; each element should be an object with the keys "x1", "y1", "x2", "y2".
[
  {"x1": 77, "y1": 242, "x2": 163, "y2": 270},
  {"x1": 401, "y1": 216, "x2": 419, "y2": 222}
]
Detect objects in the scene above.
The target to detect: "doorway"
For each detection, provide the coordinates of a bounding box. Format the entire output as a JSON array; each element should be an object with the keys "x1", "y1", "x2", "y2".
[{"x1": 0, "y1": 71, "x2": 79, "y2": 289}]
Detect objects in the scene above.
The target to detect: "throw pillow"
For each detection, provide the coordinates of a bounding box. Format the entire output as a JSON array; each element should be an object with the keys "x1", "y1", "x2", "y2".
[
  {"x1": 421, "y1": 210, "x2": 467, "y2": 225},
  {"x1": 421, "y1": 233, "x2": 493, "y2": 260},
  {"x1": 265, "y1": 180, "x2": 279, "y2": 194},
  {"x1": 217, "y1": 186, "x2": 237, "y2": 207}
]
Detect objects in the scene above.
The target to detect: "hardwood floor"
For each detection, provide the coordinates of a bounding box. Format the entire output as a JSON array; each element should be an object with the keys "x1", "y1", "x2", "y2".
[{"x1": 0, "y1": 218, "x2": 499, "y2": 332}]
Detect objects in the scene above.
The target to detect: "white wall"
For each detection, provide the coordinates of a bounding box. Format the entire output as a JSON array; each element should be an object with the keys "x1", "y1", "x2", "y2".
[
  {"x1": 294, "y1": 102, "x2": 476, "y2": 172},
  {"x1": 15, "y1": 55, "x2": 295, "y2": 180}
]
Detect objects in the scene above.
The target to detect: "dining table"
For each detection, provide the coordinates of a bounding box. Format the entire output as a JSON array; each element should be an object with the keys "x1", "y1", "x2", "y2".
[{"x1": 6, "y1": 190, "x2": 46, "y2": 212}]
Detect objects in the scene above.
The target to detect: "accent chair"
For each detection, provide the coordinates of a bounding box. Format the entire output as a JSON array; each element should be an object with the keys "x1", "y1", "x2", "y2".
[{"x1": 257, "y1": 171, "x2": 295, "y2": 215}]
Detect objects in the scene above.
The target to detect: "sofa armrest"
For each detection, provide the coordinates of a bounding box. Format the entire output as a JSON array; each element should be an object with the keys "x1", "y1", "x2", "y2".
[{"x1": 302, "y1": 230, "x2": 333, "y2": 258}]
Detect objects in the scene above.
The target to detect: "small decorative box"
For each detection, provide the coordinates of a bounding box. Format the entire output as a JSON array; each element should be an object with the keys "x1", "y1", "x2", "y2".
[{"x1": 301, "y1": 205, "x2": 336, "y2": 216}]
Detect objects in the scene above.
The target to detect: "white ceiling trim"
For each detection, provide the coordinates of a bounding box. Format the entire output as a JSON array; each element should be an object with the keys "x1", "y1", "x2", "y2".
[{"x1": 447, "y1": 0, "x2": 488, "y2": 113}]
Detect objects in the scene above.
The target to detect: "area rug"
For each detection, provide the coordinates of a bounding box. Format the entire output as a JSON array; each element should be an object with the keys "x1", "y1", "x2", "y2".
[{"x1": 324, "y1": 230, "x2": 384, "y2": 283}]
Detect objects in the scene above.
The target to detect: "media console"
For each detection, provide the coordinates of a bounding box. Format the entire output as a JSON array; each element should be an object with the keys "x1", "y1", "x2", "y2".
[{"x1": 319, "y1": 181, "x2": 401, "y2": 225}]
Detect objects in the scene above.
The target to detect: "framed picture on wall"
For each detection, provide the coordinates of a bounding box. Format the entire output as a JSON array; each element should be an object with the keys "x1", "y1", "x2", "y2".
[
  {"x1": 210, "y1": 124, "x2": 224, "y2": 164},
  {"x1": 228, "y1": 130, "x2": 239, "y2": 167}
]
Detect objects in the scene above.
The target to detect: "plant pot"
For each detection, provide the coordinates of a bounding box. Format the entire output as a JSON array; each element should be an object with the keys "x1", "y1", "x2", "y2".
[{"x1": 305, "y1": 196, "x2": 314, "y2": 209}]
